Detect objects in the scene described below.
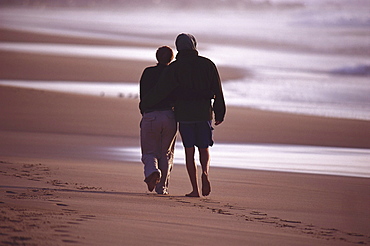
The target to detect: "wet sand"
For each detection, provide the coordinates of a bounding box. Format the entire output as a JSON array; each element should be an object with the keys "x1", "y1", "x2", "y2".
[{"x1": 1, "y1": 28, "x2": 370, "y2": 245}]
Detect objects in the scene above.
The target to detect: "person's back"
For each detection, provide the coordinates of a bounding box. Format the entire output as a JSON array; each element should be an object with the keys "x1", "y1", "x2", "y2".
[
  {"x1": 168, "y1": 49, "x2": 225, "y2": 122},
  {"x1": 140, "y1": 51, "x2": 173, "y2": 115},
  {"x1": 139, "y1": 46, "x2": 177, "y2": 195},
  {"x1": 169, "y1": 33, "x2": 226, "y2": 197}
]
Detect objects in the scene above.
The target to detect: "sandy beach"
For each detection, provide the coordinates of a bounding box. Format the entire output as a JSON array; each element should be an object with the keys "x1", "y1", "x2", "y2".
[{"x1": 1, "y1": 24, "x2": 370, "y2": 246}]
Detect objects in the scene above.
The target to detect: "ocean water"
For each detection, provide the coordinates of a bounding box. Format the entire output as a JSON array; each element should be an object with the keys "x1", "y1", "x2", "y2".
[
  {"x1": 104, "y1": 142, "x2": 370, "y2": 178},
  {"x1": 0, "y1": 0, "x2": 369, "y2": 120}
]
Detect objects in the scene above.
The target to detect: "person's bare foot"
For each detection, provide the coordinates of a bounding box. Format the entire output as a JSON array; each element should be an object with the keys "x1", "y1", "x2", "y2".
[
  {"x1": 202, "y1": 173, "x2": 211, "y2": 196},
  {"x1": 185, "y1": 191, "x2": 200, "y2": 197},
  {"x1": 144, "y1": 172, "x2": 160, "y2": 192}
]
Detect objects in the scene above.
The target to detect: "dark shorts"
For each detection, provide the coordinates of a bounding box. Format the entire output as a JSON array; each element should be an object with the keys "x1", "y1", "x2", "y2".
[{"x1": 179, "y1": 121, "x2": 214, "y2": 148}]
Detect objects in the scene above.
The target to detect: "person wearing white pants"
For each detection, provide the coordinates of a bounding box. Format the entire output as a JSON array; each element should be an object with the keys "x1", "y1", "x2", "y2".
[
  {"x1": 140, "y1": 109, "x2": 176, "y2": 194},
  {"x1": 139, "y1": 46, "x2": 177, "y2": 195}
]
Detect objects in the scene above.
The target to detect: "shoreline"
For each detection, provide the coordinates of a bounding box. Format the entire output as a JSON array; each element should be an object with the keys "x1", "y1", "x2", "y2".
[
  {"x1": 1, "y1": 85, "x2": 370, "y2": 149},
  {"x1": 2, "y1": 125, "x2": 370, "y2": 179},
  {"x1": 2, "y1": 79, "x2": 370, "y2": 121}
]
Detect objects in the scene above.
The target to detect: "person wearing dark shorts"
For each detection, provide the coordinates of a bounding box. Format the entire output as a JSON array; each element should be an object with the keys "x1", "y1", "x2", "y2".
[
  {"x1": 140, "y1": 33, "x2": 226, "y2": 197},
  {"x1": 179, "y1": 120, "x2": 216, "y2": 197},
  {"x1": 179, "y1": 121, "x2": 214, "y2": 149}
]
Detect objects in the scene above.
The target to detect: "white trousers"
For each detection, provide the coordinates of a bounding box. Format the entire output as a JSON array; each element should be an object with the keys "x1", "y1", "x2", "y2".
[{"x1": 140, "y1": 110, "x2": 177, "y2": 193}]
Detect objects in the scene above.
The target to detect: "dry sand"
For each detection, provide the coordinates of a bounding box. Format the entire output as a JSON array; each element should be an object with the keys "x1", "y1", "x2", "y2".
[{"x1": 0, "y1": 28, "x2": 370, "y2": 245}]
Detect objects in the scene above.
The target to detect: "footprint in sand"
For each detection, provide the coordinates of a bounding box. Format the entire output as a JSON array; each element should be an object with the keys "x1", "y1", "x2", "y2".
[
  {"x1": 66, "y1": 221, "x2": 81, "y2": 225},
  {"x1": 62, "y1": 239, "x2": 80, "y2": 244},
  {"x1": 347, "y1": 232, "x2": 364, "y2": 237},
  {"x1": 213, "y1": 208, "x2": 233, "y2": 215},
  {"x1": 165, "y1": 195, "x2": 370, "y2": 244},
  {"x1": 5, "y1": 191, "x2": 17, "y2": 194},
  {"x1": 49, "y1": 180, "x2": 68, "y2": 187},
  {"x1": 62, "y1": 208, "x2": 78, "y2": 212},
  {"x1": 280, "y1": 219, "x2": 301, "y2": 224},
  {"x1": 54, "y1": 229, "x2": 70, "y2": 233},
  {"x1": 200, "y1": 199, "x2": 220, "y2": 204},
  {"x1": 223, "y1": 204, "x2": 246, "y2": 211},
  {"x1": 79, "y1": 215, "x2": 96, "y2": 220},
  {"x1": 250, "y1": 211, "x2": 267, "y2": 216},
  {"x1": 48, "y1": 199, "x2": 62, "y2": 202},
  {"x1": 56, "y1": 203, "x2": 69, "y2": 207},
  {"x1": 176, "y1": 200, "x2": 191, "y2": 204}
]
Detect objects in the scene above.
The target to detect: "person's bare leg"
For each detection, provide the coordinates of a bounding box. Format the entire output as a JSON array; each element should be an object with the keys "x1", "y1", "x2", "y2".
[
  {"x1": 185, "y1": 147, "x2": 199, "y2": 197},
  {"x1": 199, "y1": 148, "x2": 211, "y2": 196}
]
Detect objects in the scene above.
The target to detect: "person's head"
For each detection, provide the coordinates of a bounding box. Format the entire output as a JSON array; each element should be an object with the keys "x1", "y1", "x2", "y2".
[
  {"x1": 175, "y1": 33, "x2": 197, "y2": 51},
  {"x1": 156, "y1": 46, "x2": 174, "y2": 65}
]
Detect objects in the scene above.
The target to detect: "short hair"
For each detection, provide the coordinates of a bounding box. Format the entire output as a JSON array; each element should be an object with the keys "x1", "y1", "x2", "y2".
[{"x1": 156, "y1": 46, "x2": 174, "y2": 65}]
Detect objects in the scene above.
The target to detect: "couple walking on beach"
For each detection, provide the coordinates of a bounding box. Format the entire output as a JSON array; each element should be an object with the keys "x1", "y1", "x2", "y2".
[{"x1": 139, "y1": 33, "x2": 226, "y2": 197}]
